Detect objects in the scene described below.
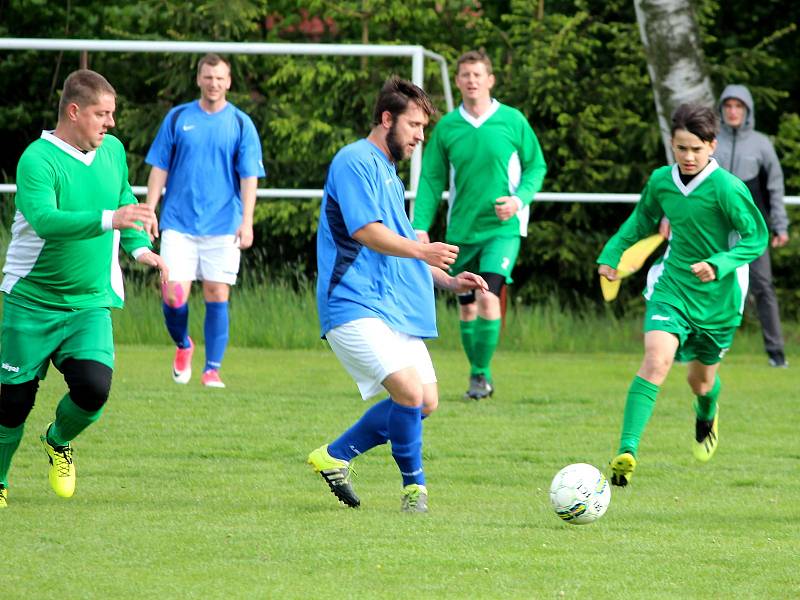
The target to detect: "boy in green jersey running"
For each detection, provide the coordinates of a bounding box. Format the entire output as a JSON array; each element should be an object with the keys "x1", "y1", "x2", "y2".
[
  {"x1": 413, "y1": 50, "x2": 547, "y2": 399},
  {"x1": 0, "y1": 70, "x2": 168, "y2": 507},
  {"x1": 597, "y1": 104, "x2": 768, "y2": 487}
]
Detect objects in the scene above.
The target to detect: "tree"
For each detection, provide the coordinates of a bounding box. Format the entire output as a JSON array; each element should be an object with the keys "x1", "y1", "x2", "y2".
[{"x1": 633, "y1": 0, "x2": 715, "y2": 161}]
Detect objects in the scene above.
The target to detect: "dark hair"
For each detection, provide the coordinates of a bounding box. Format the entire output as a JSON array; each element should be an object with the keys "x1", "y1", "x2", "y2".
[
  {"x1": 197, "y1": 53, "x2": 231, "y2": 76},
  {"x1": 456, "y1": 49, "x2": 493, "y2": 75},
  {"x1": 58, "y1": 70, "x2": 116, "y2": 118},
  {"x1": 371, "y1": 76, "x2": 436, "y2": 126},
  {"x1": 671, "y1": 103, "x2": 718, "y2": 142}
]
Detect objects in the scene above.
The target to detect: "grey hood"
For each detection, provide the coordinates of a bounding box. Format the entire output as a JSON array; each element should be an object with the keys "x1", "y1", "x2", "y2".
[{"x1": 719, "y1": 84, "x2": 755, "y2": 133}]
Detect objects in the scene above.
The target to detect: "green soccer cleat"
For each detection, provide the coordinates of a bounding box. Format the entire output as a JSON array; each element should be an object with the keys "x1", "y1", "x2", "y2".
[
  {"x1": 307, "y1": 445, "x2": 360, "y2": 508},
  {"x1": 0, "y1": 484, "x2": 7, "y2": 508},
  {"x1": 609, "y1": 452, "x2": 637, "y2": 487},
  {"x1": 400, "y1": 483, "x2": 428, "y2": 513},
  {"x1": 693, "y1": 409, "x2": 719, "y2": 463},
  {"x1": 41, "y1": 425, "x2": 76, "y2": 498}
]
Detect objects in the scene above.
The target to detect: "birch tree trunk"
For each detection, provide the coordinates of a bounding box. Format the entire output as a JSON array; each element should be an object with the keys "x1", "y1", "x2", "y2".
[{"x1": 634, "y1": 0, "x2": 715, "y2": 162}]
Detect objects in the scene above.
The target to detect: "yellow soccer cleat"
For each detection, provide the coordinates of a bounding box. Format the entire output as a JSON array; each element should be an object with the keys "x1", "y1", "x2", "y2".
[
  {"x1": 693, "y1": 410, "x2": 719, "y2": 463},
  {"x1": 601, "y1": 234, "x2": 666, "y2": 302},
  {"x1": 41, "y1": 425, "x2": 76, "y2": 498},
  {"x1": 609, "y1": 452, "x2": 637, "y2": 487},
  {"x1": 307, "y1": 445, "x2": 360, "y2": 508},
  {"x1": 0, "y1": 484, "x2": 7, "y2": 508}
]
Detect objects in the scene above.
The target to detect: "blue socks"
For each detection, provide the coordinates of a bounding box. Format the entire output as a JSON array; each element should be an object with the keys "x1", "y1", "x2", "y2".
[
  {"x1": 204, "y1": 301, "x2": 229, "y2": 372},
  {"x1": 162, "y1": 301, "x2": 190, "y2": 348},
  {"x1": 327, "y1": 398, "x2": 426, "y2": 486},
  {"x1": 388, "y1": 402, "x2": 424, "y2": 487},
  {"x1": 328, "y1": 398, "x2": 393, "y2": 461}
]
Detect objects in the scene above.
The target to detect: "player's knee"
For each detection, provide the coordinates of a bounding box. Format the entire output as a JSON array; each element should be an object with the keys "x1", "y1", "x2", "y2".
[
  {"x1": 162, "y1": 282, "x2": 188, "y2": 308},
  {"x1": 422, "y1": 394, "x2": 439, "y2": 416},
  {"x1": 639, "y1": 354, "x2": 672, "y2": 383},
  {"x1": 0, "y1": 380, "x2": 39, "y2": 428},
  {"x1": 61, "y1": 360, "x2": 113, "y2": 412}
]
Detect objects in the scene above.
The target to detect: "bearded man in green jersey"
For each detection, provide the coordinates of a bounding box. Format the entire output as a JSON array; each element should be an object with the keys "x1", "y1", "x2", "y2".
[
  {"x1": 598, "y1": 104, "x2": 768, "y2": 487},
  {"x1": 413, "y1": 50, "x2": 547, "y2": 400},
  {"x1": 0, "y1": 70, "x2": 168, "y2": 507}
]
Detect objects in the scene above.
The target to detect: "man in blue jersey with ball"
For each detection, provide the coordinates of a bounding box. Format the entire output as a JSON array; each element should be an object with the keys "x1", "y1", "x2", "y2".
[
  {"x1": 145, "y1": 53, "x2": 265, "y2": 388},
  {"x1": 308, "y1": 77, "x2": 487, "y2": 513}
]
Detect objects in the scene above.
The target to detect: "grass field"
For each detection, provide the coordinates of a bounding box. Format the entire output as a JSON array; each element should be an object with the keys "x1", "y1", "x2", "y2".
[{"x1": 2, "y1": 344, "x2": 798, "y2": 598}]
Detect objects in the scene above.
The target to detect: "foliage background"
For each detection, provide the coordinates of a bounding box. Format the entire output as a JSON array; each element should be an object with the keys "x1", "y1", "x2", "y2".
[{"x1": 1, "y1": 0, "x2": 798, "y2": 316}]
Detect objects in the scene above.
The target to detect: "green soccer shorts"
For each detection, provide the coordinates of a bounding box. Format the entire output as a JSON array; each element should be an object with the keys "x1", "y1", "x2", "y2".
[
  {"x1": 643, "y1": 301, "x2": 736, "y2": 365},
  {"x1": 450, "y1": 236, "x2": 521, "y2": 284},
  {"x1": 1, "y1": 295, "x2": 114, "y2": 384}
]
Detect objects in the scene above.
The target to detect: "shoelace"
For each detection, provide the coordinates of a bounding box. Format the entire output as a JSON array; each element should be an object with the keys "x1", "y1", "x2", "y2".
[{"x1": 52, "y1": 446, "x2": 73, "y2": 477}]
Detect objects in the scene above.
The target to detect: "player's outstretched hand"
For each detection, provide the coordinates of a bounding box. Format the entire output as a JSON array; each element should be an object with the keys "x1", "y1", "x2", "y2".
[
  {"x1": 691, "y1": 261, "x2": 716, "y2": 282},
  {"x1": 420, "y1": 241, "x2": 458, "y2": 270},
  {"x1": 598, "y1": 264, "x2": 618, "y2": 281},
  {"x1": 416, "y1": 230, "x2": 431, "y2": 244},
  {"x1": 136, "y1": 250, "x2": 169, "y2": 284},
  {"x1": 113, "y1": 204, "x2": 157, "y2": 235},
  {"x1": 448, "y1": 271, "x2": 488, "y2": 294}
]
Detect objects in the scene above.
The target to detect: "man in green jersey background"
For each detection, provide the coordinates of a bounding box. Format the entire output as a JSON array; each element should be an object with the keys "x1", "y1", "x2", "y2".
[
  {"x1": 0, "y1": 70, "x2": 168, "y2": 507},
  {"x1": 413, "y1": 50, "x2": 547, "y2": 400},
  {"x1": 598, "y1": 104, "x2": 767, "y2": 487}
]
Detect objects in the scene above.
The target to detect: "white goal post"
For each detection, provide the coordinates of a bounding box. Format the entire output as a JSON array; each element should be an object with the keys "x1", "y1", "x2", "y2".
[{"x1": 0, "y1": 38, "x2": 797, "y2": 206}]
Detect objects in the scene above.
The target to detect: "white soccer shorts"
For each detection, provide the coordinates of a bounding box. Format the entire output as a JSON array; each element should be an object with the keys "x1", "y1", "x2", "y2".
[
  {"x1": 325, "y1": 317, "x2": 437, "y2": 400},
  {"x1": 160, "y1": 229, "x2": 241, "y2": 285}
]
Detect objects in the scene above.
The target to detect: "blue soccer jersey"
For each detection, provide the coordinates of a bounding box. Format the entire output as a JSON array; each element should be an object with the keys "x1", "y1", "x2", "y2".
[
  {"x1": 145, "y1": 101, "x2": 265, "y2": 235},
  {"x1": 316, "y1": 139, "x2": 437, "y2": 338}
]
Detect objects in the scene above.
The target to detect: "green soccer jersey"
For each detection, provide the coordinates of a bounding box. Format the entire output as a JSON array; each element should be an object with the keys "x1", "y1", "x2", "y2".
[
  {"x1": 413, "y1": 100, "x2": 547, "y2": 245},
  {"x1": 597, "y1": 160, "x2": 768, "y2": 328},
  {"x1": 2, "y1": 132, "x2": 151, "y2": 310}
]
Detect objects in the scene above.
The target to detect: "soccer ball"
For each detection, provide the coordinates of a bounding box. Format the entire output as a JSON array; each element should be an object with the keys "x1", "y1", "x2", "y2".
[{"x1": 549, "y1": 463, "x2": 611, "y2": 525}]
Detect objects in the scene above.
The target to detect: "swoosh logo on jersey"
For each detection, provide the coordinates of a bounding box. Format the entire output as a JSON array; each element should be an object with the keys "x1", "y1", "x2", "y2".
[
  {"x1": 182, "y1": 124, "x2": 196, "y2": 131},
  {"x1": 650, "y1": 315, "x2": 670, "y2": 321}
]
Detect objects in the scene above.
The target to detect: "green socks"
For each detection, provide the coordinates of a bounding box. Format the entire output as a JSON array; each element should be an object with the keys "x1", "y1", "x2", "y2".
[
  {"x1": 694, "y1": 375, "x2": 721, "y2": 421},
  {"x1": 618, "y1": 375, "x2": 660, "y2": 457},
  {"x1": 471, "y1": 317, "x2": 502, "y2": 380},
  {"x1": 48, "y1": 394, "x2": 104, "y2": 447},
  {"x1": 0, "y1": 423, "x2": 25, "y2": 487},
  {"x1": 459, "y1": 319, "x2": 477, "y2": 367}
]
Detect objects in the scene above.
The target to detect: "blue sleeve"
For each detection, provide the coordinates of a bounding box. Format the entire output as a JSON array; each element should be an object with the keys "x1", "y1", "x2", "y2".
[
  {"x1": 330, "y1": 154, "x2": 382, "y2": 236},
  {"x1": 145, "y1": 110, "x2": 176, "y2": 170},
  {"x1": 236, "y1": 114, "x2": 266, "y2": 179}
]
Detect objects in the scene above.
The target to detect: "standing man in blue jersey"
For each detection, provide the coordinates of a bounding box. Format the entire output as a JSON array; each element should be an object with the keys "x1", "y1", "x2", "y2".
[
  {"x1": 308, "y1": 77, "x2": 487, "y2": 513},
  {"x1": 145, "y1": 53, "x2": 265, "y2": 388}
]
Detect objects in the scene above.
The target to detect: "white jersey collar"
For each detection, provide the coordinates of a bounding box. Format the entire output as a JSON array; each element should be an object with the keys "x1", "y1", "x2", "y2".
[
  {"x1": 671, "y1": 157, "x2": 718, "y2": 196},
  {"x1": 40, "y1": 130, "x2": 97, "y2": 166},
  {"x1": 458, "y1": 99, "x2": 500, "y2": 128}
]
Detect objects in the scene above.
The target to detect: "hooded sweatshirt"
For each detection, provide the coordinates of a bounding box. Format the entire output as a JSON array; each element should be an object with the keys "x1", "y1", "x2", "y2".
[{"x1": 715, "y1": 84, "x2": 788, "y2": 235}]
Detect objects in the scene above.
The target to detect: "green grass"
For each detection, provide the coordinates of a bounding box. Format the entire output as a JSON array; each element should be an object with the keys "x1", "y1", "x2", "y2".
[{"x1": 3, "y1": 345, "x2": 798, "y2": 598}]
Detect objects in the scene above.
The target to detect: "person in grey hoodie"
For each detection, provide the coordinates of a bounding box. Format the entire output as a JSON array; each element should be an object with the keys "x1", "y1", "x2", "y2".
[{"x1": 715, "y1": 84, "x2": 790, "y2": 367}]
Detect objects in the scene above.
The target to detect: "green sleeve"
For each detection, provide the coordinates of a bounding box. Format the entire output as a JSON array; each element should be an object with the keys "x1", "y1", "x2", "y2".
[
  {"x1": 116, "y1": 148, "x2": 152, "y2": 255},
  {"x1": 412, "y1": 125, "x2": 448, "y2": 232},
  {"x1": 513, "y1": 116, "x2": 547, "y2": 205},
  {"x1": 16, "y1": 154, "x2": 104, "y2": 241},
  {"x1": 705, "y1": 179, "x2": 768, "y2": 279},
  {"x1": 597, "y1": 177, "x2": 662, "y2": 267}
]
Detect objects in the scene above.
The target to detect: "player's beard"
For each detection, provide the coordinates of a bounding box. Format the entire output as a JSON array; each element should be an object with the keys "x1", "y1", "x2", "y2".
[{"x1": 386, "y1": 121, "x2": 405, "y2": 163}]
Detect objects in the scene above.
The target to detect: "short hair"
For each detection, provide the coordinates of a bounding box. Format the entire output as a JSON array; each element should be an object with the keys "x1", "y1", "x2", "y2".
[
  {"x1": 197, "y1": 53, "x2": 231, "y2": 76},
  {"x1": 58, "y1": 70, "x2": 116, "y2": 118},
  {"x1": 456, "y1": 50, "x2": 493, "y2": 75},
  {"x1": 371, "y1": 76, "x2": 436, "y2": 126},
  {"x1": 671, "y1": 103, "x2": 718, "y2": 142}
]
